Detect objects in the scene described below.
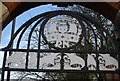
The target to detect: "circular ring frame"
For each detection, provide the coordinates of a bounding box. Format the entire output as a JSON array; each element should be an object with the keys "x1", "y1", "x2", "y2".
[{"x1": 41, "y1": 11, "x2": 85, "y2": 50}]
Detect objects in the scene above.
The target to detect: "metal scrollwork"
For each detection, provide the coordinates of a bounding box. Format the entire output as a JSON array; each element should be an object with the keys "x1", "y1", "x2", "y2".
[
  {"x1": 6, "y1": 52, "x2": 118, "y2": 71},
  {"x1": 42, "y1": 14, "x2": 84, "y2": 50},
  {"x1": 2, "y1": 10, "x2": 120, "y2": 75}
]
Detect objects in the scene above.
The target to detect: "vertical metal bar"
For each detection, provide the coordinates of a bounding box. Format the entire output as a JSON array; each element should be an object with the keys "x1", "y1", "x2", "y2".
[
  {"x1": 84, "y1": 19, "x2": 100, "y2": 71},
  {"x1": 26, "y1": 27, "x2": 30, "y2": 69},
  {"x1": 6, "y1": 65, "x2": 11, "y2": 81},
  {"x1": 6, "y1": 71, "x2": 10, "y2": 81},
  {"x1": 7, "y1": 18, "x2": 16, "y2": 81},
  {"x1": 83, "y1": 28, "x2": 87, "y2": 81},
  {"x1": 3, "y1": 51, "x2": 7, "y2": 66},
  {"x1": 1, "y1": 71, "x2": 5, "y2": 81},
  {"x1": 117, "y1": 45, "x2": 120, "y2": 80},
  {"x1": 10, "y1": 18, "x2": 16, "y2": 53},
  {"x1": 89, "y1": 25, "x2": 99, "y2": 71},
  {"x1": 36, "y1": 18, "x2": 44, "y2": 69},
  {"x1": 117, "y1": 42, "x2": 120, "y2": 76},
  {"x1": 26, "y1": 23, "x2": 35, "y2": 69},
  {"x1": 60, "y1": 52, "x2": 64, "y2": 70},
  {"x1": 96, "y1": 54, "x2": 99, "y2": 72},
  {"x1": 25, "y1": 52, "x2": 29, "y2": 69},
  {"x1": 84, "y1": 30, "x2": 87, "y2": 71},
  {"x1": 26, "y1": 18, "x2": 43, "y2": 69},
  {"x1": 7, "y1": 18, "x2": 15, "y2": 80},
  {"x1": 1, "y1": 51, "x2": 7, "y2": 81},
  {"x1": 94, "y1": 34, "x2": 99, "y2": 71},
  {"x1": 118, "y1": 53, "x2": 120, "y2": 73},
  {"x1": 37, "y1": 29, "x2": 41, "y2": 69}
]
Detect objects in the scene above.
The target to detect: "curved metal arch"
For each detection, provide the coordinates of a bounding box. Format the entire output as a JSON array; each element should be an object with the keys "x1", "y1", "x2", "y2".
[
  {"x1": 2, "y1": 10, "x2": 120, "y2": 81},
  {"x1": 75, "y1": 11, "x2": 117, "y2": 51},
  {"x1": 75, "y1": 12, "x2": 110, "y2": 51},
  {"x1": 82, "y1": 19, "x2": 98, "y2": 51},
  {"x1": 40, "y1": 11, "x2": 86, "y2": 50},
  {"x1": 82, "y1": 18, "x2": 109, "y2": 51},
  {"x1": 3, "y1": 10, "x2": 118, "y2": 51},
  {"x1": 46, "y1": 11, "x2": 118, "y2": 50},
  {"x1": 5, "y1": 11, "x2": 52, "y2": 49},
  {"x1": 39, "y1": 11, "x2": 111, "y2": 50}
]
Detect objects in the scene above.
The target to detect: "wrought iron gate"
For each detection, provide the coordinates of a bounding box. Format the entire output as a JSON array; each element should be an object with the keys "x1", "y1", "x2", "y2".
[{"x1": 1, "y1": 10, "x2": 120, "y2": 81}]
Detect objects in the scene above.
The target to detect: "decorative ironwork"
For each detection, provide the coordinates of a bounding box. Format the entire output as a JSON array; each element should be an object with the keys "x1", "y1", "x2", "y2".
[
  {"x1": 1, "y1": 10, "x2": 120, "y2": 81},
  {"x1": 42, "y1": 16, "x2": 83, "y2": 49},
  {"x1": 6, "y1": 52, "x2": 118, "y2": 71}
]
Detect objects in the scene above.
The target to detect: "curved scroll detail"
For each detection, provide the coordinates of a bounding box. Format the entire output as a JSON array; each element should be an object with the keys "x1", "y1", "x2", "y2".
[
  {"x1": 99, "y1": 54, "x2": 118, "y2": 71},
  {"x1": 3, "y1": 10, "x2": 119, "y2": 73},
  {"x1": 6, "y1": 52, "x2": 118, "y2": 71},
  {"x1": 44, "y1": 16, "x2": 83, "y2": 49},
  {"x1": 87, "y1": 54, "x2": 96, "y2": 70}
]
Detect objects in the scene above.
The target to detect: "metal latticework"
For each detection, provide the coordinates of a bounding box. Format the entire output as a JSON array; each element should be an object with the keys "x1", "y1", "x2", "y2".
[{"x1": 1, "y1": 10, "x2": 120, "y2": 81}]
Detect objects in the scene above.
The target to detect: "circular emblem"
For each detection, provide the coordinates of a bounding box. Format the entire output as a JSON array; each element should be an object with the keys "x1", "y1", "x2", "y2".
[{"x1": 42, "y1": 14, "x2": 83, "y2": 50}]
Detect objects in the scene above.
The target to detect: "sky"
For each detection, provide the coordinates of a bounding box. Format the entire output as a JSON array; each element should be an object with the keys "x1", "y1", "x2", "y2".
[
  {"x1": 0, "y1": 4, "x2": 61, "y2": 68},
  {"x1": 0, "y1": 4, "x2": 63, "y2": 79},
  {"x1": 0, "y1": 2, "x2": 119, "y2": 80}
]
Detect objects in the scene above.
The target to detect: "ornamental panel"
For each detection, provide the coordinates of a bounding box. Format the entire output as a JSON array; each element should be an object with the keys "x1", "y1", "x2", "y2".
[{"x1": 1, "y1": 11, "x2": 120, "y2": 81}]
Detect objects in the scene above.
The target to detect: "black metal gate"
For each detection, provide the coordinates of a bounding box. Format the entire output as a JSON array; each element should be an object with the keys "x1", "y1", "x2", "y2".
[{"x1": 1, "y1": 10, "x2": 120, "y2": 81}]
